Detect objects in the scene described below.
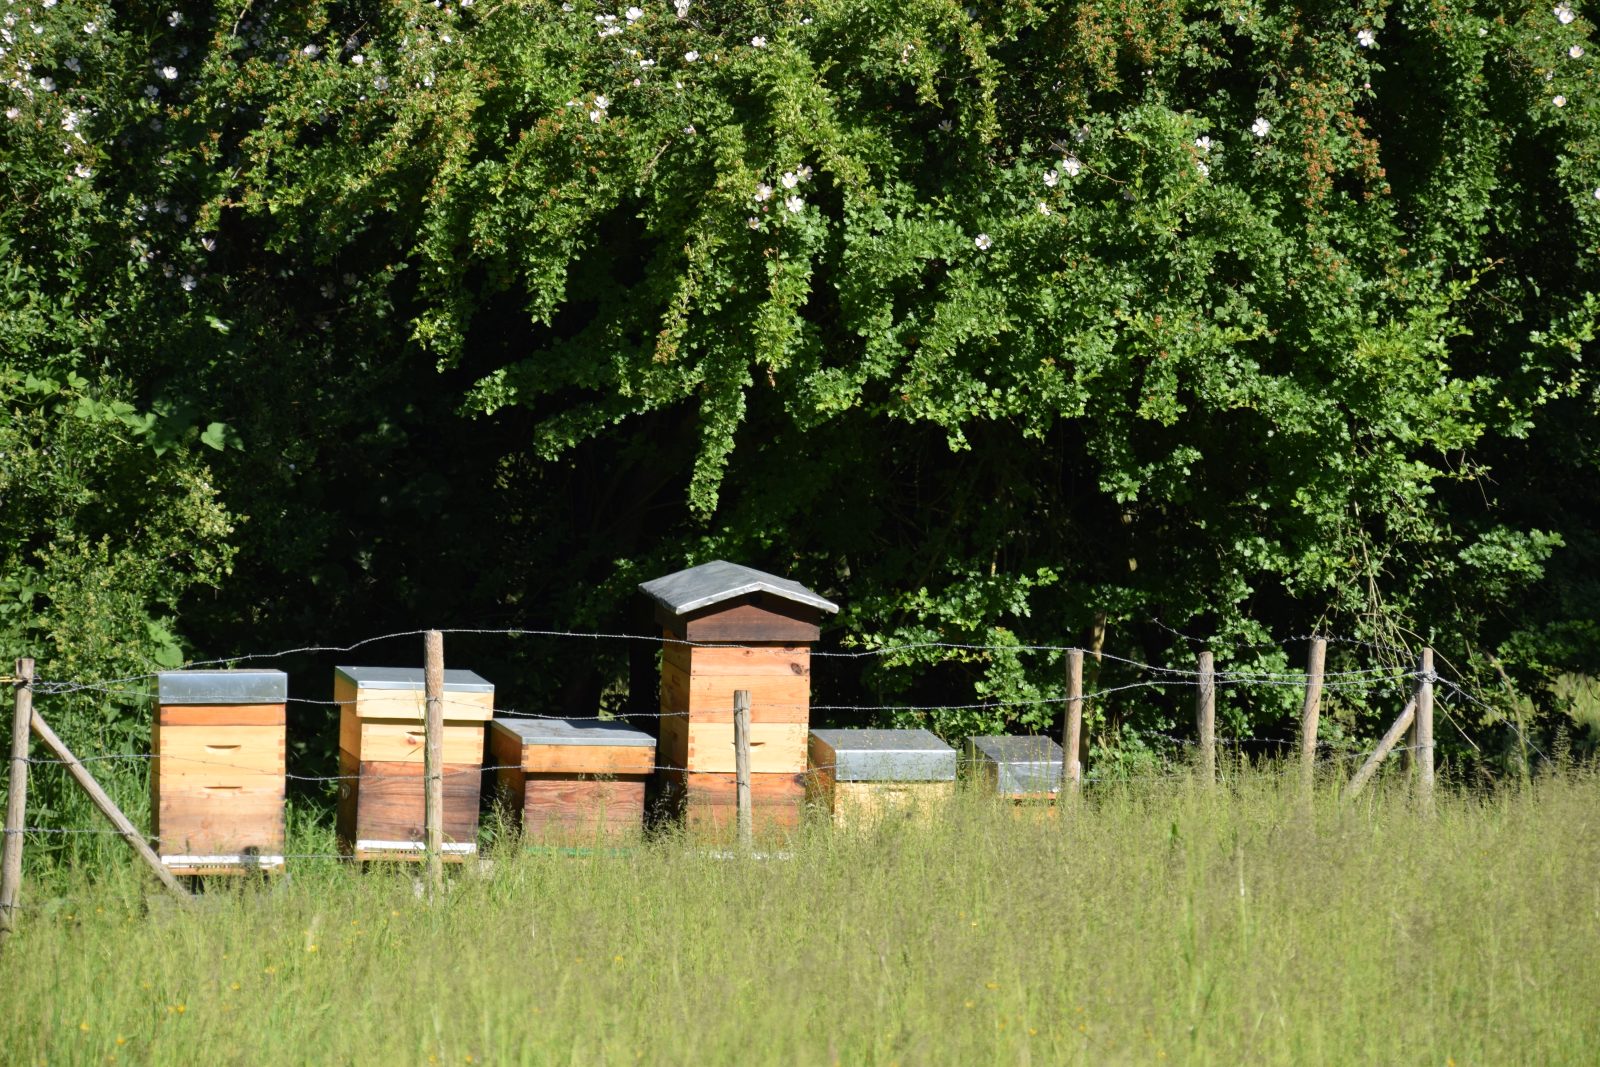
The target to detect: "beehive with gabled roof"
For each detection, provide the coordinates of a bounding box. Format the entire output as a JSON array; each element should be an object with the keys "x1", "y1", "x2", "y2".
[{"x1": 640, "y1": 560, "x2": 838, "y2": 832}]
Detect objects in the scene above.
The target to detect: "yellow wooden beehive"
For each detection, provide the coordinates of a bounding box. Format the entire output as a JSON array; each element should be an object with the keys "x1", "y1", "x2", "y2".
[{"x1": 152, "y1": 670, "x2": 287, "y2": 875}]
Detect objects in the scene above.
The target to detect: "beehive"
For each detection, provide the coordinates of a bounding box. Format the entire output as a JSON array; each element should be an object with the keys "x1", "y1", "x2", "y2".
[
  {"x1": 488, "y1": 719, "x2": 655, "y2": 841},
  {"x1": 640, "y1": 560, "x2": 838, "y2": 834},
  {"x1": 152, "y1": 670, "x2": 287, "y2": 875},
  {"x1": 967, "y1": 736, "x2": 1064, "y2": 803},
  {"x1": 808, "y1": 729, "x2": 956, "y2": 828},
  {"x1": 334, "y1": 666, "x2": 493, "y2": 861}
]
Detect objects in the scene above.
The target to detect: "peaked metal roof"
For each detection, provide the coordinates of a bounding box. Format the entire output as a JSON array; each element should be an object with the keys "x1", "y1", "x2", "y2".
[{"x1": 638, "y1": 560, "x2": 839, "y2": 616}]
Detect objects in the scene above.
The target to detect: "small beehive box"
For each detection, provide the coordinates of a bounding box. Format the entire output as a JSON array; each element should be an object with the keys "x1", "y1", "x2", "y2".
[
  {"x1": 152, "y1": 669, "x2": 287, "y2": 875},
  {"x1": 967, "y1": 736, "x2": 1064, "y2": 803},
  {"x1": 808, "y1": 729, "x2": 956, "y2": 828},
  {"x1": 488, "y1": 719, "x2": 655, "y2": 841},
  {"x1": 334, "y1": 666, "x2": 493, "y2": 861},
  {"x1": 640, "y1": 560, "x2": 839, "y2": 835}
]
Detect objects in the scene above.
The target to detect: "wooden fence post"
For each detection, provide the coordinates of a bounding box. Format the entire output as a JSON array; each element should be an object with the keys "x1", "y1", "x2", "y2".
[
  {"x1": 1344, "y1": 697, "x2": 1418, "y2": 801},
  {"x1": 1417, "y1": 648, "x2": 1435, "y2": 810},
  {"x1": 27, "y1": 708, "x2": 187, "y2": 898},
  {"x1": 733, "y1": 690, "x2": 752, "y2": 852},
  {"x1": 1299, "y1": 638, "x2": 1327, "y2": 795},
  {"x1": 423, "y1": 630, "x2": 445, "y2": 892},
  {"x1": 1064, "y1": 649, "x2": 1084, "y2": 797},
  {"x1": 0, "y1": 658, "x2": 34, "y2": 947},
  {"x1": 1196, "y1": 652, "x2": 1216, "y2": 785}
]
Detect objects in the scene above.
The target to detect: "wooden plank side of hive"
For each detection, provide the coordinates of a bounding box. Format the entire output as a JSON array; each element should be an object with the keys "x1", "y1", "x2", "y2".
[
  {"x1": 157, "y1": 704, "x2": 286, "y2": 727},
  {"x1": 354, "y1": 759, "x2": 481, "y2": 846},
  {"x1": 671, "y1": 667, "x2": 810, "y2": 724},
  {"x1": 354, "y1": 720, "x2": 484, "y2": 764},
  {"x1": 681, "y1": 722, "x2": 807, "y2": 774},
  {"x1": 155, "y1": 724, "x2": 285, "y2": 783},
  {"x1": 521, "y1": 744, "x2": 655, "y2": 776},
  {"x1": 522, "y1": 777, "x2": 647, "y2": 840}
]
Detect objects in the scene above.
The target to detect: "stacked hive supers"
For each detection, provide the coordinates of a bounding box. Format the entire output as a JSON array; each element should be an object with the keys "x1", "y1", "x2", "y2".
[
  {"x1": 152, "y1": 670, "x2": 287, "y2": 875},
  {"x1": 334, "y1": 666, "x2": 493, "y2": 861},
  {"x1": 641, "y1": 560, "x2": 839, "y2": 833}
]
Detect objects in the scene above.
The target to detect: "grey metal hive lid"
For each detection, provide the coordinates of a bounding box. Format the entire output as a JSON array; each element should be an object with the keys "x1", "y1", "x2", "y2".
[
  {"x1": 810, "y1": 728, "x2": 956, "y2": 782},
  {"x1": 334, "y1": 666, "x2": 493, "y2": 692},
  {"x1": 157, "y1": 669, "x2": 287, "y2": 705},
  {"x1": 638, "y1": 560, "x2": 839, "y2": 616},
  {"x1": 968, "y1": 735, "x2": 1064, "y2": 764},
  {"x1": 493, "y1": 718, "x2": 654, "y2": 747}
]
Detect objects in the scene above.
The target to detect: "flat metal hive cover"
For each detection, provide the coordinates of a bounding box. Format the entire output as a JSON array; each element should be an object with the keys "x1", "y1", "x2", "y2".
[
  {"x1": 157, "y1": 669, "x2": 287, "y2": 705},
  {"x1": 968, "y1": 735, "x2": 1064, "y2": 795},
  {"x1": 810, "y1": 728, "x2": 956, "y2": 781},
  {"x1": 493, "y1": 718, "x2": 654, "y2": 747},
  {"x1": 334, "y1": 666, "x2": 493, "y2": 692},
  {"x1": 639, "y1": 560, "x2": 839, "y2": 616}
]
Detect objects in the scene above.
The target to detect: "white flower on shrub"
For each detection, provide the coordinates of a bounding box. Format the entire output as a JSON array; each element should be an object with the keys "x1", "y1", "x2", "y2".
[
  {"x1": 1195, "y1": 135, "x2": 1212, "y2": 152},
  {"x1": 785, "y1": 194, "x2": 804, "y2": 212},
  {"x1": 160, "y1": 65, "x2": 179, "y2": 80},
  {"x1": 1043, "y1": 169, "x2": 1059, "y2": 187},
  {"x1": 1251, "y1": 116, "x2": 1271, "y2": 137},
  {"x1": 751, "y1": 36, "x2": 766, "y2": 47},
  {"x1": 1572, "y1": 45, "x2": 1586, "y2": 58},
  {"x1": 168, "y1": 11, "x2": 183, "y2": 27},
  {"x1": 1555, "y1": 95, "x2": 1568, "y2": 106},
  {"x1": 1356, "y1": 28, "x2": 1376, "y2": 48},
  {"x1": 180, "y1": 275, "x2": 197, "y2": 291},
  {"x1": 684, "y1": 50, "x2": 699, "y2": 61},
  {"x1": 1061, "y1": 156, "x2": 1082, "y2": 177},
  {"x1": 1555, "y1": 5, "x2": 1576, "y2": 25},
  {"x1": 626, "y1": 6, "x2": 644, "y2": 21},
  {"x1": 754, "y1": 183, "x2": 773, "y2": 201},
  {"x1": 302, "y1": 44, "x2": 321, "y2": 57},
  {"x1": 38, "y1": 76, "x2": 53, "y2": 91},
  {"x1": 974, "y1": 233, "x2": 992, "y2": 250},
  {"x1": 65, "y1": 57, "x2": 80, "y2": 72},
  {"x1": 1036, "y1": 201, "x2": 1050, "y2": 215}
]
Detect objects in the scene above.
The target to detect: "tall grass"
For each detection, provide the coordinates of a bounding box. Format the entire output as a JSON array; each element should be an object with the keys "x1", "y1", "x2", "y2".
[{"x1": 3, "y1": 769, "x2": 1598, "y2": 1066}]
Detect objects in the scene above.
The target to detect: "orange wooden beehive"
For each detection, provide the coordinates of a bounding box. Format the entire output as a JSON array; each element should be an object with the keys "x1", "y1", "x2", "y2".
[
  {"x1": 488, "y1": 718, "x2": 655, "y2": 841},
  {"x1": 334, "y1": 666, "x2": 493, "y2": 862},
  {"x1": 640, "y1": 561, "x2": 839, "y2": 834},
  {"x1": 152, "y1": 670, "x2": 287, "y2": 875}
]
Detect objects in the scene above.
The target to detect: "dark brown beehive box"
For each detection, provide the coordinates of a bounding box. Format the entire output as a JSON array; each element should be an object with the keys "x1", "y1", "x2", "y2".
[
  {"x1": 152, "y1": 670, "x2": 287, "y2": 875},
  {"x1": 333, "y1": 666, "x2": 493, "y2": 862},
  {"x1": 640, "y1": 561, "x2": 838, "y2": 834}
]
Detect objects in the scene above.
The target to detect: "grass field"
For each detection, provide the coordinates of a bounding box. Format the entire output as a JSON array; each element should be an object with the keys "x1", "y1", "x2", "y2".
[{"x1": 2, "y1": 769, "x2": 1598, "y2": 1066}]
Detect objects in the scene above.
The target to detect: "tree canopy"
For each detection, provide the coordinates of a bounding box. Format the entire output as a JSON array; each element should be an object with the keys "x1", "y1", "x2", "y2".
[{"x1": 4, "y1": 0, "x2": 1600, "y2": 785}]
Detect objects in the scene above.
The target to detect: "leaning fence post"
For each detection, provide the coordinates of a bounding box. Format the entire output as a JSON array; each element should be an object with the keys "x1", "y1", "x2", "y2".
[
  {"x1": 0, "y1": 658, "x2": 34, "y2": 948},
  {"x1": 1064, "y1": 649, "x2": 1084, "y2": 797},
  {"x1": 1196, "y1": 652, "x2": 1216, "y2": 785},
  {"x1": 27, "y1": 708, "x2": 187, "y2": 898},
  {"x1": 1344, "y1": 696, "x2": 1419, "y2": 801},
  {"x1": 1416, "y1": 648, "x2": 1435, "y2": 810},
  {"x1": 1299, "y1": 638, "x2": 1327, "y2": 795},
  {"x1": 733, "y1": 690, "x2": 752, "y2": 852},
  {"x1": 423, "y1": 630, "x2": 445, "y2": 892}
]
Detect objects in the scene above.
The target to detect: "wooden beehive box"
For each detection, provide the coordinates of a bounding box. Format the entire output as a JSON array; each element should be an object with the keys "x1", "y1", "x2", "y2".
[
  {"x1": 334, "y1": 665, "x2": 493, "y2": 861},
  {"x1": 967, "y1": 736, "x2": 1064, "y2": 804},
  {"x1": 808, "y1": 728, "x2": 956, "y2": 828},
  {"x1": 152, "y1": 669, "x2": 287, "y2": 875},
  {"x1": 488, "y1": 719, "x2": 655, "y2": 841},
  {"x1": 640, "y1": 560, "x2": 839, "y2": 834}
]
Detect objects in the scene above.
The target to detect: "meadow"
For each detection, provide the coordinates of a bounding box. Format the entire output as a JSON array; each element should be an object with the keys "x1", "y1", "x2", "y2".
[{"x1": 2, "y1": 768, "x2": 1597, "y2": 1066}]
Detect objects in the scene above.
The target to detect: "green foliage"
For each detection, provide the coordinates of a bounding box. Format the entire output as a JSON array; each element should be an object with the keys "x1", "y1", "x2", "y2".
[{"x1": 4, "y1": 0, "x2": 1600, "y2": 767}]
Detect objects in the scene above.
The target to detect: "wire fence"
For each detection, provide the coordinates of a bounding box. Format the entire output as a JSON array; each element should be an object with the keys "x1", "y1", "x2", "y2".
[{"x1": 0, "y1": 622, "x2": 1556, "y2": 873}]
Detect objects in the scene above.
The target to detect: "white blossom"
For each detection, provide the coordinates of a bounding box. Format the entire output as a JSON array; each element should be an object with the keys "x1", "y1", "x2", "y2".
[
  {"x1": 625, "y1": 6, "x2": 644, "y2": 21},
  {"x1": 938, "y1": 118, "x2": 952, "y2": 131},
  {"x1": 747, "y1": 216, "x2": 760, "y2": 229},
  {"x1": 1036, "y1": 201, "x2": 1051, "y2": 215},
  {"x1": 684, "y1": 49, "x2": 699, "y2": 62},
  {"x1": 37, "y1": 75, "x2": 52, "y2": 91},
  {"x1": 42, "y1": 0, "x2": 55, "y2": 7},
  {"x1": 594, "y1": 93, "x2": 610, "y2": 109},
  {"x1": 461, "y1": 0, "x2": 475, "y2": 7},
  {"x1": 596, "y1": 13, "x2": 618, "y2": 23},
  {"x1": 751, "y1": 35, "x2": 766, "y2": 47},
  {"x1": 1194, "y1": 135, "x2": 1212, "y2": 153},
  {"x1": 1555, "y1": 5, "x2": 1576, "y2": 25},
  {"x1": 144, "y1": 85, "x2": 160, "y2": 98},
  {"x1": 201, "y1": 236, "x2": 216, "y2": 252},
  {"x1": 1061, "y1": 155, "x2": 1081, "y2": 177},
  {"x1": 974, "y1": 233, "x2": 992, "y2": 251},
  {"x1": 180, "y1": 274, "x2": 197, "y2": 290},
  {"x1": 754, "y1": 183, "x2": 773, "y2": 201},
  {"x1": 302, "y1": 43, "x2": 321, "y2": 57},
  {"x1": 373, "y1": 76, "x2": 389, "y2": 90},
  {"x1": 674, "y1": 0, "x2": 690, "y2": 18},
  {"x1": 1043, "y1": 169, "x2": 1059, "y2": 187},
  {"x1": 83, "y1": 21, "x2": 98, "y2": 33},
  {"x1": 785, "y1": 194, "x2": 804, "y2": 212},
  {"x1": 61, "y1": 109, "x2": 79, "y2": 130},
  {"x1": 781, "y1": 171, "x2": 799, "y2": 189},
  {"x1": 65, "y1": 57, "x2": 80, "y2": 72},
  {"x1": 797, "y1": 165, "x2": 813, "y2": 181},
  {"x1": 72, "y1": 163, "x2": 91, "y2": 179},
  {"x1": 168, "y1": 11, "x2": 183, "y2": 27},
  {"x1": 1196, "y1": 160, "x2": 1210, "y2": 177},
  {"x1": 1571, "y1": 44, "x2": 1586, "y2": 58},
  {"x1": 441, "y1": 33, "x2": 452, "y2": 42},
  {"x1": 351, "y1": 54, "x2": 365, "y2": 65},
  {"x1": 589, "y1": 108, "x2": 605, "y2": 122},
  {"x1": 1555, "y1": 94, "x2": 1568, "y2": 106},
  {"x1": 4, "y1": 107, "x2": 19, "y2": 120},
  {"x1": 1593, "y1": 186, "x2": 1600, "y2": 199},
  {"x1": 1251, "y1": 116, "x2": 1271, "y2": 137},
  {"x1": 1356, "y1": 28, "x2": 1376, "y2": 48},
  {"x1": 160, "y1": 65, "x2": 178, "y2": 80},
  {"x1": 682, "y1": 124, "x2": 695, "y2": 134}
]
